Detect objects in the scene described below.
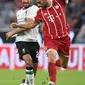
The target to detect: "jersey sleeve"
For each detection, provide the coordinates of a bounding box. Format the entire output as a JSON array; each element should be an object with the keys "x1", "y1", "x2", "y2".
[
  {"x1": 34, "y1": 9, "x2": 44, "y2": 22},
  {"x1": 54, "y1": 0, "x2": 66, "y2": 5},
  {"x1": 27, "y1": 6, "x2": 39, "y2": 20}
]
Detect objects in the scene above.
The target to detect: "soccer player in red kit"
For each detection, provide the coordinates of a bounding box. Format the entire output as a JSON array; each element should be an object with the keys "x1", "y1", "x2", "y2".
[{"x1": 6, "y1": 0, "x2": 70, "y2": 85}]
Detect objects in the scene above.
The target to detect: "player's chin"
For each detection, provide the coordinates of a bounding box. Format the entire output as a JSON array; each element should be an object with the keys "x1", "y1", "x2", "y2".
[
  {"x1": 24, "y1": 4, "x2": 30, "y2": 8},
  {"x1": 42, "y1": 5, "x2": 47, "y2": 8}
]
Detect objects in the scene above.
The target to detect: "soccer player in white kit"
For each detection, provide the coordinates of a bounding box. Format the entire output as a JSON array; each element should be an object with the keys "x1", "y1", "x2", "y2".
[{"x1": 6, "y1": 0, "x2": 39, "y2": 85}]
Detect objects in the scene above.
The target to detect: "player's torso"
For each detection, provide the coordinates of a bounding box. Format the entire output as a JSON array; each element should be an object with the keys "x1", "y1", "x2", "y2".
[
  {"x1": 16, "y1": 5, "x2": 39, "y2": 42},
  {"x1": 17, "y1": 9, "x2": 28, "y2": 24},
  {"x1": 41, "y1": 0, "x2": 69, "y2": 39}
]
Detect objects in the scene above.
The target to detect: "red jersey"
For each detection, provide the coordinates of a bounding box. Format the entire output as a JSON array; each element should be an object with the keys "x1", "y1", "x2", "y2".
[{"x1": 35, "y1": 0, "x2": 69, "y2": 39}]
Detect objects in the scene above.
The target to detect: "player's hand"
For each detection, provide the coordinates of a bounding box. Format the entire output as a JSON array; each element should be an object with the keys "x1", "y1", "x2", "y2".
[
  {"x1": 10, "y1": 23, "x2": 18, "y2": 29},
  {"x1": 6, "y1": 32, "x2": 13, "y2": 40}
]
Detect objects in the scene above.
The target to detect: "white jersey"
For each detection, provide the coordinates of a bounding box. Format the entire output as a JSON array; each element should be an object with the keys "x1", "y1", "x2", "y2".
[{"x1": 15, "y1": 5, "x2": 39, "y2": 42}]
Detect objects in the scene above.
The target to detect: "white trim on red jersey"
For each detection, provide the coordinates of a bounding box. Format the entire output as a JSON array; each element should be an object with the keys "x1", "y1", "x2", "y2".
[
  {"x1": 41, "y1": 10, "x2": 54, "y2": 39},
  {"x1": 55, "y1": 0, "x2": 67, "y2": 29},
  {"x1": 52, "y1": 6, "x2": 64, "y2": 35},
  {"x1": 47, "y1": 9, "x2": 58, "y2": 37},
  {"x1": 55, "y1": 0, "x2": 69, "y2": 36}
]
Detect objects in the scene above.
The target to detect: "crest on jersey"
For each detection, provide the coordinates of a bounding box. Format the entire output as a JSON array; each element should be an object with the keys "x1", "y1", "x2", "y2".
[
  {"x1": 55, "y1": 4, "x2": 59, "y2": 9},
  {"x1": 44, "y1": 13, "x2": 47, "y2": 16}
]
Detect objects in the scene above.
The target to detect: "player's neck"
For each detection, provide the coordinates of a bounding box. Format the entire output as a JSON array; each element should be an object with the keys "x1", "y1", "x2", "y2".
[
  {"x1": 23, "y1": 4, "x2": 32, "y2": 9},
  {"x1": 46, "y1": 1, "x2": 52, "y2": 9}
]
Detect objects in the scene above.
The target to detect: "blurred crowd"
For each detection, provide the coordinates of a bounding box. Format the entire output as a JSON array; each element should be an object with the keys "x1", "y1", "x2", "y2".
[
  {"x1": 67, "y1": 0, "x2": 85, "y2": 43},
  {"x1": 0, "y1": 0, "x2": 85, "y2": 43}
]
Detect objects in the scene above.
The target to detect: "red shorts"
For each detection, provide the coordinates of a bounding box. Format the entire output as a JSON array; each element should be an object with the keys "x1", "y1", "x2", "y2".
[{"x1": 44, "y1": 36, "x2": 70, "y2": 56}]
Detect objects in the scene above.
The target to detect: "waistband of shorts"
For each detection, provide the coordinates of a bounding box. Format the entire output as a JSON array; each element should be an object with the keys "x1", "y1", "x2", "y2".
[
  {"x1": 15, "y1": 39, "x2": 38, "y2": 42},
  {"x1": 27, "y1": 39, "x2": 38, "y2": 42}
]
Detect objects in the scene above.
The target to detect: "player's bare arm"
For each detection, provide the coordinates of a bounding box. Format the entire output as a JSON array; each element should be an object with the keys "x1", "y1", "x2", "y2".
[
  {"x1": 6, "y1": 18, "x2": 34, "y2": 40},
  {"x1": 6, "y1": 22, "x2": 29, "y2": 40},
  {"x1": 6, "y1": 18, "x2": 39, "y2": 40},
  {"x1": 13, "y1": 20, "x2": 38, "y2": 29},
  {"x1": 11, "y1": 18, "x2": 39, "y2": 29},
  {"x1": 6, "y1": 28, "x2": 28, "y2": 40}
]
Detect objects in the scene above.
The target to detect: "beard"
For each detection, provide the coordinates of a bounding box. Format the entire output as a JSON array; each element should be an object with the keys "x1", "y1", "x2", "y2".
[
  {"x1": 23, "y1": 4, "x2": 31, "y2": 9},
  {"x1": 42, "y1": 0, "x2": 52, "y2": 8}
]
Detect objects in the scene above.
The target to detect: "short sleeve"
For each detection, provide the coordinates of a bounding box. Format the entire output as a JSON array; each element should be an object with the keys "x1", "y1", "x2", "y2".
[
  {"x1": 27, "y1": 5, "x2": 39, "y2": 20},
  {"x1": 54, "y1": 0, "x2": 65, "y2": 5},
  {"x1": 34, "y1": 9, "x2": 44, "y2": 22}
]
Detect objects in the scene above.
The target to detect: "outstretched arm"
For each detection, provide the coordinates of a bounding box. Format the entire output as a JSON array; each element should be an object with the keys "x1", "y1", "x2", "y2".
[
  {"x1": 16, "y1": 21, "x2": 38, "y2": 29},
  {"x1": 6, "y1": 28, "x2": 28, "y2": 40},
  {"x1": 6, "y1": 18, "x2": 39, "y2": 40},
  {"x1": 11, "y1": 18, "x2": 39, "y2": 29}
]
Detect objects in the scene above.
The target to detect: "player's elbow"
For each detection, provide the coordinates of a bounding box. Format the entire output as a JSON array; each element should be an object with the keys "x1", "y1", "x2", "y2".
[
  {"x1": 25, "y1": 21, "x2": 36, "y2": 29},
  {"x1": 29, "y1": 22, "x2": 37, "y2": 29}
]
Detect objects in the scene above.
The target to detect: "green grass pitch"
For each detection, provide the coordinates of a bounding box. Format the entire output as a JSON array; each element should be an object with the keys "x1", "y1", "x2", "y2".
[{"x1": 0, "y1": 69, "x2": 85, "y2": 85}]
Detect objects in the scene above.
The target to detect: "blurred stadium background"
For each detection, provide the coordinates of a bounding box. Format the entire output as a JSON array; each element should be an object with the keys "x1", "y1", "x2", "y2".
[{"x1": 0, "y1": 0, "x2": 85, "y2": 85}]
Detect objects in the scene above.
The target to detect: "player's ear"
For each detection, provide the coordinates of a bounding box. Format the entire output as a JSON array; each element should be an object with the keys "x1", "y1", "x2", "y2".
[{"x1": 26, "y1": 18, "x2": 34, "y2": 23}]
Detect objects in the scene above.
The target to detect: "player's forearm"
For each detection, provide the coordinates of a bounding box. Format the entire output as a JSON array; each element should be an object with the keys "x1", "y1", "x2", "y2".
[
  {"x1": 11, "y1": 28, "x2": 27, "y2": 35},
  {"x1": 6, "y1": 28, "x2": 28, "y2": 40},
  {"x1": 16, "y1": 21, "x2": 37, "y2": 29}
]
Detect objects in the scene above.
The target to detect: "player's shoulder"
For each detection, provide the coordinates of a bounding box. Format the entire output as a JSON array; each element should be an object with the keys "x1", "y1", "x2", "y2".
[
  {"x1": 30, "y1": 5, "x2": 39, "y2": 10},
  {"x1": 16, "y1": 8, "x2": 23, "y2": 15},
  {"x1": 36, "y1": 8, "x2": 43, "y2": 14}
]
